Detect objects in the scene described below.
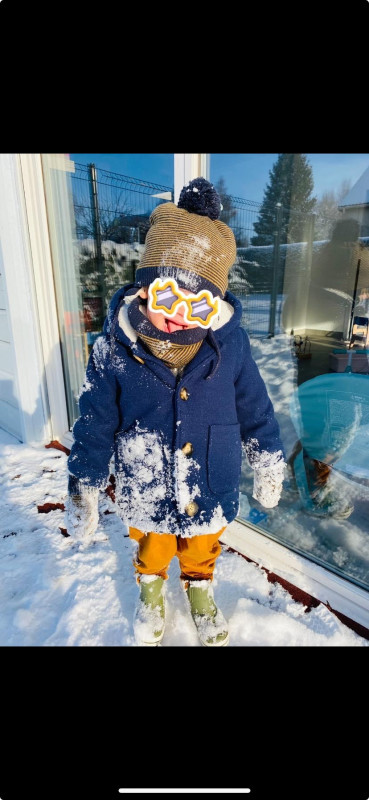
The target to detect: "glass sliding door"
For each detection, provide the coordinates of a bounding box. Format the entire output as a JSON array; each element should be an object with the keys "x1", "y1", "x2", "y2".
[
  {"x1": 210, "y1": 153, "x2": 369, "y2": 591},
  {"x1": 41, "y1": 153, "x2": 174, "y2": 430}
]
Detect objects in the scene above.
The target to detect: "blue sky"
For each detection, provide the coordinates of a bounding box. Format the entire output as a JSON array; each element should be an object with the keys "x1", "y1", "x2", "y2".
[
  {"x1": 69, "y1": 153, "x2": 369, "y2": 203},
  {"x1": 70, "y1": 153, "x2": 174, "y2": 188}
]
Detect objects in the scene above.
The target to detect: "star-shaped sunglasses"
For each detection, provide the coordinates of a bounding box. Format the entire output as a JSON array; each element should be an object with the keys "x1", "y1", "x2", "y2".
[{"x1": 148, "y1": 278, "x2": 220, "y2": 329}]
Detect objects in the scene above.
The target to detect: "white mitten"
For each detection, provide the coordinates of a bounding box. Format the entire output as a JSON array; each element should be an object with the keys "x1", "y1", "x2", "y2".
[
  {"x1": 65, "y1": 489, "x2": 100, "y2": 539},
  {"x1": 253, "y1": 460, "x2": 285, "y2": 509}
]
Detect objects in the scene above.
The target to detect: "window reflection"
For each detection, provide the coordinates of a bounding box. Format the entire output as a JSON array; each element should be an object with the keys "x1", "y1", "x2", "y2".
[
  {"x1": 211, "y1": 154, "x2": 369, "y2": 590},
  {"x1": 42, "y1": 156, "x2": 174, "y2": 429},
  {"x1": 72, "y1": 163, "x2": 173, "y2": 364}
]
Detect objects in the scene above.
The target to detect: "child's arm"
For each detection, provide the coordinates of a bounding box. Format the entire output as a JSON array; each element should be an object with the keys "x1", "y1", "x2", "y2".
[
  {"x1": 65, "y1": 336, "x2": 120, "y2": 537},
  {"x1": 235, "y1": 329, "x2": 286, "y2": 508}
]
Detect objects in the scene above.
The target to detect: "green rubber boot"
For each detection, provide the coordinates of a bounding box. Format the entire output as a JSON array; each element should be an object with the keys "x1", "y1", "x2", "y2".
[
  {"x1": 133, "y1": 574, "x2": 166, "y2": 646},
  {"x1": 184, "y1": 579, "x2": 229, "y2": 647}
]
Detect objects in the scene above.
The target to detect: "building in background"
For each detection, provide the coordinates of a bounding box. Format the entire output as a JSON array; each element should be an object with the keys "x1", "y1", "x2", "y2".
[{"x1": 339, "y1": 164, "x2": 369, "y2": 237}]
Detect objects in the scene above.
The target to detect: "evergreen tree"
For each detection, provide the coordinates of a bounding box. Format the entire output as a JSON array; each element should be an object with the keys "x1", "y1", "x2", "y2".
[{"x1": 251, "y1": 154, "x2": 316, "y2": 245}]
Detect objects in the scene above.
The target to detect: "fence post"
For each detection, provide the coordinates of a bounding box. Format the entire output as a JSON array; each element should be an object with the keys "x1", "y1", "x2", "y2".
[
  {"x1": 306, "y1": 211, "x2": 316, "y2": 282},
  {"x1": 348, "y1": 258, "x2": 361, "y2": 341},
  {"x1": 87, "y1": 163, "x2": 105, "y2": 322},
  {"x1": 306, "y1": 211, "x2": 316, "y2": 272},
  {"x1": 268, "y1": 202, "x2": 282, "y2": 337}
]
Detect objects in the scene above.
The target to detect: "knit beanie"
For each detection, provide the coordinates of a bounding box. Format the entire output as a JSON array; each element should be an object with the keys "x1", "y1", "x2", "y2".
[{"x1": 135, "y1": 177, "x2": 237, "y2": 298}]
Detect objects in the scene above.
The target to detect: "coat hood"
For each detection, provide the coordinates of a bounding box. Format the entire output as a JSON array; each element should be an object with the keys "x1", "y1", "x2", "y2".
[{"x1": 103, "y1": 283, "x2": 243, "y2": 379}]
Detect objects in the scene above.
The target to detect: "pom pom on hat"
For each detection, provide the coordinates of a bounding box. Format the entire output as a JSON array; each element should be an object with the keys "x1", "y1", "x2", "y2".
[
  {"x1": 135, "y1": 178, "x2": 236, "y2": 298},
  {"x1": 178, "y1": 177, "x2": 221, "y2": 220}
]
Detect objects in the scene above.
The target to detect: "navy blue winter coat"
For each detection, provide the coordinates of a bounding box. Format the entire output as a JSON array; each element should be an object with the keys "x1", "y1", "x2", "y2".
[{"x1": 68, "y1": 284, "x2": 284, "y2": 536}]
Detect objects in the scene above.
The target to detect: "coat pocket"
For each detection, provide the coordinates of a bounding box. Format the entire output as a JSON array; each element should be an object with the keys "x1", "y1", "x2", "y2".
[{"x1": 207, "y1": 423, "x2": 242, "y2": 494}]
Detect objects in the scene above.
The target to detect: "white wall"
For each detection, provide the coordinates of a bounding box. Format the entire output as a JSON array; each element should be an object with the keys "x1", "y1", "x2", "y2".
[
  {"x1": 0, "y1": 154, "x2": 51, "y2": 444},
  {"x1": 0, "y1": 244, "x2": 22, "y2": 439}
]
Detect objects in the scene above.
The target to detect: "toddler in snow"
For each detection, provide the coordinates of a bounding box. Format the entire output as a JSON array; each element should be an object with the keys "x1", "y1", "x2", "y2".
[{"x1": 65, "y1": 178, "x2": 286, "y2": 647}]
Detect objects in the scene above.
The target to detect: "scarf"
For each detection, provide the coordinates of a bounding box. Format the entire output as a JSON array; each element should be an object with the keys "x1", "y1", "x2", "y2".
[{"x1": 127, "y1": 297, "x2": 207, "y2": 369}]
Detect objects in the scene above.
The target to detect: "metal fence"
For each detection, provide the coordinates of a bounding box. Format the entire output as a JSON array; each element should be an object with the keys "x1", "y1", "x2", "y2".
[
  {"x1": 70, "y1": 162, "x2": 367, "y2": 338},
  {"x1": 72, "y1": 162, "x2": 173, "y2": 244},
  {"x1": 71, "y1": 163, "x2": 174, "y2": 331},
  {"x1": 224, "y1": 197, "x2": 319, "y2": 337},
  {"x1": 221, "y1": 193, "x2": 369, "y2": 337}
]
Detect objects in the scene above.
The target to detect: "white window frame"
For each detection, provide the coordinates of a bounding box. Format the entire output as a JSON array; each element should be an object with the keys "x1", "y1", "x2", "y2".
[
  {"x1": 19, "y1": 154, "x2": 71, "y2": 446},
  {"x1": 221, "y1": 520, "x2": 369, "y2": 631},
  {"x1": 174, "y1": 154, "x2": 210, "y2": 203}
]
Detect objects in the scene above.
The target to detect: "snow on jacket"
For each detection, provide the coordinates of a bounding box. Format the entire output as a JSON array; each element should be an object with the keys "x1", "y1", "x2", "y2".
[{"x1": 68, "y1": 284, "x2": 285, "y2": 536}]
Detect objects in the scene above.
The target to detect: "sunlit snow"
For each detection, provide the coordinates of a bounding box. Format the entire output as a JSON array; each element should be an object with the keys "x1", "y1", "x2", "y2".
[{"x1": 0, "y1": 428, "x2": 366, "y2": 647}]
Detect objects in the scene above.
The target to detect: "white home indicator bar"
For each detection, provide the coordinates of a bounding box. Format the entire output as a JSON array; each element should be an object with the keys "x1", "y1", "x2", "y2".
[{"x1": 119, "y1": 791, "x2": 251, "y2": 794}]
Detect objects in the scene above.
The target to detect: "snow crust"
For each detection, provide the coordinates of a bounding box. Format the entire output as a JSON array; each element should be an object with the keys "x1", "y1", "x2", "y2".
[{"x1": 0, "y1": 436, "x2": 366, "y2": 646}]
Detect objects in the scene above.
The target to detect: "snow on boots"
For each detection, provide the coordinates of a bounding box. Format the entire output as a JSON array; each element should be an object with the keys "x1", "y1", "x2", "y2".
[
  {"x1": 184, "y1": 579, "x2": 229, "y2": 647},
  {"x1": 133, "y1": 574, "x2": 166, "y2": 646}
]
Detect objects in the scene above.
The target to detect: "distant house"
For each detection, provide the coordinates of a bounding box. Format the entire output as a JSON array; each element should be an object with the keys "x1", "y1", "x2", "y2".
[{"x1": 339, "y1": 164, "x2": 369, "y2": 236}]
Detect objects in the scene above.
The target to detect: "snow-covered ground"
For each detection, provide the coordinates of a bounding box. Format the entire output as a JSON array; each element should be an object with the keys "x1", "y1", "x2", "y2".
[
  {"x1": 238, "y1": 292, "x2": 285, "y2": 338},
  {"x1": 0, "y1": 427, "x2": 367, "y2": 646}
]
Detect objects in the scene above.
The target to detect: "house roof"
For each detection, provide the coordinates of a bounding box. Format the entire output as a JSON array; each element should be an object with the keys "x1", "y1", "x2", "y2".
[{"x1": 339, "y1": 164, "x2": 369, "y2": 208}]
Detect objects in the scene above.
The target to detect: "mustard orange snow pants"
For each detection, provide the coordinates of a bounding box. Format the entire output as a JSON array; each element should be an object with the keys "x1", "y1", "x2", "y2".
[{"x1": 129, "y1": 527, "x2": 226, "y2": 581}]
